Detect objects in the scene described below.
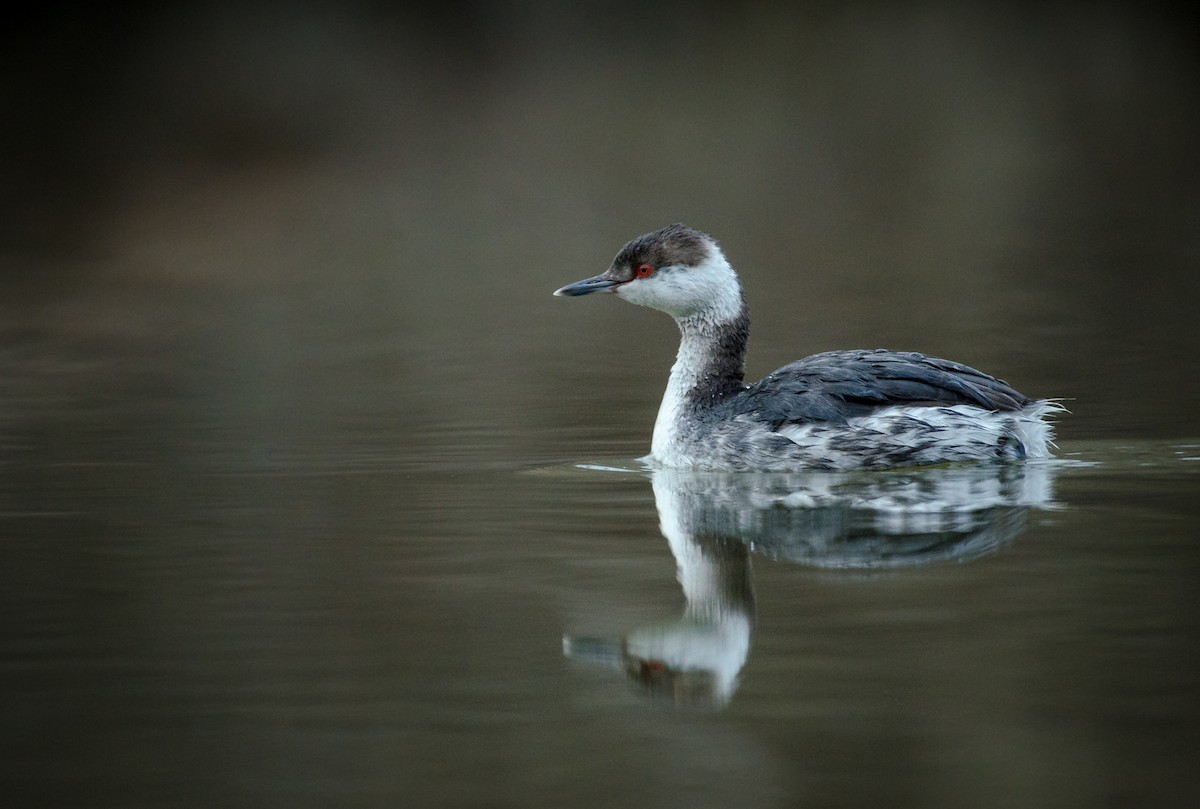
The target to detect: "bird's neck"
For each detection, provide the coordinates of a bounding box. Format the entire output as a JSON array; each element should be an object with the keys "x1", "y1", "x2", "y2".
[{"x1": 651, "y1": 302, "x2": 750, "y2": 460}]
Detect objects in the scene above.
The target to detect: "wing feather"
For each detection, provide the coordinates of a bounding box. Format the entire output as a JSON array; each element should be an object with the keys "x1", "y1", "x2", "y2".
[{"x1": 734, "y1": 349, "x2": 1035, "y2": 428}]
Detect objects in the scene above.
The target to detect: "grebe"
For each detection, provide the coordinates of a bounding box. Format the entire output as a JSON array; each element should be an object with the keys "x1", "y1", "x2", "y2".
[{"x1": 554, "y1": 224, "x2": 1061, "y2": 471}]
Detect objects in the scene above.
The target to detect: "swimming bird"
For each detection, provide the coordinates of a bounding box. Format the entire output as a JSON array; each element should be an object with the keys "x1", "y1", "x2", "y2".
[{"x1": 554, "y1": 224, "x2": 1061, "y2": 471}]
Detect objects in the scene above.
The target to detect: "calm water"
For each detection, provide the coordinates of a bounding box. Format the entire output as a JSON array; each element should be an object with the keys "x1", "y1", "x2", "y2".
[{"x1": 4, "y1": 5, "x2": 1199, "y2": 808}]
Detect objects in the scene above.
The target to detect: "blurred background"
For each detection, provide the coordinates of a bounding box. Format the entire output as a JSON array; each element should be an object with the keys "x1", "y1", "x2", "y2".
[{"x1": 2, "y1": 4, "x2": 1199, "y2": 807}]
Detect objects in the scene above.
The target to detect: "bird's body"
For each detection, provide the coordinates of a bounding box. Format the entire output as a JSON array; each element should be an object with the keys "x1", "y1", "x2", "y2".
[{"x1": 555, "y1": 224, "x2": 1061, "y2": 471}]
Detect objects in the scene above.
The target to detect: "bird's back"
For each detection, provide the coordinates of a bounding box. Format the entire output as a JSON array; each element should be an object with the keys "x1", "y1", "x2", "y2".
[{"x1": 736, "y1": 348, "x2": 1034, "y2": 427}]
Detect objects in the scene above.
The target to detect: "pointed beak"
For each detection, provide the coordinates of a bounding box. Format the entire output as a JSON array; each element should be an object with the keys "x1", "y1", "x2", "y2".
[{"x1": 553, "y1": 274, "x2": 621, "y2": 297}]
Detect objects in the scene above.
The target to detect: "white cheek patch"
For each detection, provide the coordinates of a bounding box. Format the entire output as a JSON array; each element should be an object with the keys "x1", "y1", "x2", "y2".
[{"x1": 617, "y1": 252, "x2": 743, "y2": 322}]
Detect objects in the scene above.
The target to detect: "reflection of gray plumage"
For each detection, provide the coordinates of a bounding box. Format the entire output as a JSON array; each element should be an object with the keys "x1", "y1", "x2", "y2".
[
  {"x1": 556, "y1": 224, "x2": 1063, "y2": 470},
  {"x1": 657, "y1": 466, "x2": 1053, "y2": 568}
]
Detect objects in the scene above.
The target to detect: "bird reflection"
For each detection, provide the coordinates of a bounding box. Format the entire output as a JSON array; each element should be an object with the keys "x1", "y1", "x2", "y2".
[{"x1": 564, "y1": 462, "x2": 1060, "y2": 707}]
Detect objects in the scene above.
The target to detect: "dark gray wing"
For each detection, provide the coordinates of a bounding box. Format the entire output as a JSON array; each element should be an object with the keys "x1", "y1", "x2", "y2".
[{"x1": 735, "y1": 349, "x2": 1035, "y2": 427}]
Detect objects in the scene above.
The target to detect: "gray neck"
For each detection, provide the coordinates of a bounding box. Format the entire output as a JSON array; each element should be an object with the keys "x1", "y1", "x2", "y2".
[
  {"x1": 676, "y1": 302, "x2": 750, "y2": 405},
  {"x1": 651, "y1": 301, "x2": 750, "y2": 461}
]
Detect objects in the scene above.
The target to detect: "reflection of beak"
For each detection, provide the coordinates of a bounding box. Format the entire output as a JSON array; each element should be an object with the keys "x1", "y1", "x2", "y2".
[
  {"x1": 562, "y1": 635, "x2": 623, "y2": 669},
  {"x1": 553, "y1": 274, "x2": 621, "y2": 296}
]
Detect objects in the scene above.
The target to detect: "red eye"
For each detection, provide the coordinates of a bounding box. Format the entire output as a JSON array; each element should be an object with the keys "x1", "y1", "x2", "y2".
[{"x1": 636, "y1": 263, "x2": 654, "y2": 278}]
